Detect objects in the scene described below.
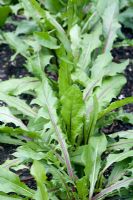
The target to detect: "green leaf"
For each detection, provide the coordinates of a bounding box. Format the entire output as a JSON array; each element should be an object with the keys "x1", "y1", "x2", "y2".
[
  {"x1": 83, "y1": 134, "x2": 107, "y2": 200},
  {"x1": 107, "y1": 159, "x2": 131, "y2": 187},
  {"x1": 0, "y1": 107, "x2": 27, "y2": 130},
  {"x1": 115, "y1": 39, "x2": 133, "y2": 47},
  {"x1": 90, "y1": 53, "x2": 112, "y2": 82},
  {"x1": 67, "y1": 0, "x2": 79, "y2": 31},
  {"x1": 22, "y1": 0, "x2": 71, "y2": 52},
  {"x1": 0, "y1": 126, "x2": 40, "y2": 140},
  {"x1": 0, "y1": 0, "x2": 12, "y2": 5},
  {"x1": 0, "y1": 6, "x2": 11, "y2": 27},
  {"x1": 97, "y1": 110, "x2": 133, "y2": 129},
  {"x1": 26, "y1": 49, "x2": 53, "y2": 78},
  {"x1": 78, "y1": 23, "x2": 102, "y2": 71},
  {"x1": 82, "y1": 12, "x2": 100, "y2": 35},
  {"x1": 86, "y1": 75, "x2": 126, "y2": 115},
  {"x1": 70, "y1": 24, "x2": 81, "y2": 59},
  {"x1": 97, "y1": 0, "x2": 108, "y2": 16},
  {"x1": 102, "y1": 150, "x2": 133, "y2": 174},
  {"x1": 108, "y1": 129, "x2": 133, "y2": 152},
  {"x1": 38, "y1": 0, "x2": 62, "y2": 13},
  {"x1": 59, "y1": 62, "x2": 72, "y2": 97},
  {"x1": 31, "y1": 160, "x2": 49, "y2": 200},
  {"x1": 3, "y1": 32, "x2": 29, "y2": 57},
  {"x1": 31, "y1": 160, "x2": 47, "y2": 185},
  {"x1": 92, "y1": 178, "x2": 133, "y2": 200},
  {"x1": 61, "y1": 85, "x2": 84, "y2": 145},
  {"x1": 102, "y1": 0, "x2": 120, "y2": 52},
  {"x1": 84, "y1": 56, "x2": 128, "y2": 101},
  {"x1": 98, "y1": 97, "x2": 133, "y2": 119},
  {"x1": 119, "y1": 0, "x2": 129, "y2": 9},
  {"x1": 0, "y1": 193, "x2": 22, "y2": 200},
  {"x1": 0, "y1": 77, "x2": 40, "y2": 95},
  {"x1": 85, "y1": 95, "x2": 99, "y2": 143},
  {"x1": 119, "y1": 7, "x2": 133, "y2": 30},
  {"x1": 76, "y1": 176, "x2": 88, "y2": 200},
  {"x1": 21, "y1": 0, "x2": 45, "y2": 21},
  {"x1": 0, "y1": 92, "x2": 36, "y2": 118},
  {"x1": 58, "y1": 45, "x2": 73, "y2": 96},
  {"x1": 117, "y1": 111, "x2": 133, "y2": 125},
  {"x1": 72, "y1": 68, "x2": 90, "y2": 87},
  {"x1": 0, "y1": 134, "x2": 24, "y2": 145},
  {"x1": 10, "y1": 3, "x2": 22, "y2": 15},
  {"x1": 15, "y1": 20, "x2": 38, "y2": 35},
  {"x1": 0, "y1": 166, "x2": 34, "y2": 198},
  {"x1": 108, "y1": 139, "x2": 133, "y2": 151},
  {"x1": 45, "y1": 11, "x2": 71, "y2": 53},
  {"x1": 91, "y1": 56, "x2": 128, "y2": 83},
  {"x1": 34, "y1": 32, "x2": 59, "y2": 49},
  {"x1": 104, "y1": 59, "x2": 129, "y2": 76},
  {"x1": 13, "y1": 143, "x2": 46, "y2": 161},
  {"x1": 27, "y1": 117, "x2": 46, "y2": 132},
  {"x1": 70, "y1": 145, "x2": 87, "y2": 166},
  {"x1": 33, "y1": 78, "x2": 74, "y2": 179},
  {"x1": 109, "y1": 130, "x2": 133, "y2": 139}
]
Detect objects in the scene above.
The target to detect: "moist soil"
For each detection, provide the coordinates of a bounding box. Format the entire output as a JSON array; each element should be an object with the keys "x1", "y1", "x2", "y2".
[{"x1": 0, "y1": 22, "x2": 133, "y2": 198}]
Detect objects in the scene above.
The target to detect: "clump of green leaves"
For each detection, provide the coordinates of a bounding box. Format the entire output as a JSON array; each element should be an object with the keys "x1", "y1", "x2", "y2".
[
  {"x1": 0, "y1": 0, "x2": 133, "y2": 199},
  {"x1": 119, "y1": 0, "x2": 133, "y2": 31},
  {"x1": 115, "y1": 0, "x2": 133, "y2": 47}
]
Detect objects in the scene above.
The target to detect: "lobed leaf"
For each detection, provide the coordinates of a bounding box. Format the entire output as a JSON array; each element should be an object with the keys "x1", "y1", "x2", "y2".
[
  {"x1": 0, "y1": 107, "x2": 27, "y2": 130},
  {"x1": 78, "y1": 23, "x2": 102, "y2": 71},
  {"x1": 33, "y1": 78, "x2": 74, "y2": 179},
  {"x1": 102, "y1": 150, "x2": 133, "y2": 174},
  {"x1": 0, "y1": 77, "x2": 40, "y2": 95},
  {"x1": 34, "y1": 32, "x2": 59, "y2": 49},
  {"x1": 0, "y1": 92, "x2": 36, "y2": 118},
  {"x1": 31, "y1": 160, "x2": 49, "y2": 200},
  {"x1": 86, "y1": 75, "x2": 126, "y2": 115},
  {"x1": 92, "y1": 178, "x2": 133, "y2": 200},
  {"x1": 102, "y1": 0, "x2": 120, "y2": 52},
  {"x1": 0, "y1": 166, "x2": 34, "y2": 198},
  {"x1": 3, "y1": 32, "x2": 29, "y2": 58},
  {"x1": 98, "y1": 97, "x2": 133, "y2": 119},
  {"x1": 107, "y1": 159, "x2": 131, "y2": 186},
  {"x1": 83, "y1": 134, "x2": 107, "y2": 200}
]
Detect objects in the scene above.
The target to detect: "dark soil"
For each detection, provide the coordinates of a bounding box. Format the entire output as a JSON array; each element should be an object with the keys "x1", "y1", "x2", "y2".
[
  {"x1": 17, "y1": 168, "x2": 37, "y2": 190},
  {"x1": 0, "y1": 44, "x2": 29, "y2": 81},
  {"x1": 121, "y1": 26, "x2": 133, "y2": 40},
  {"x1": 0, "y1": 144, "x2": 15, "y2": 164},
  {"x1": 101, "y1": 27, "x2": 133, "y2": 200},
  {"x1": 102, "y1": 47, "x2": 133, "y2": 135}
]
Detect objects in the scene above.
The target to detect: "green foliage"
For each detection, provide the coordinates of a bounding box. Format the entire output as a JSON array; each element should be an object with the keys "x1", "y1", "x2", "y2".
[
  {"x1": 0, "y1": 166, "x2": 34, "y2": 198},
  {"x1": 0, "y1": 0, "x2": 132, "y2": 199},
  {"x1": 84, "y1": 135, "x2": 107, "y2": 200},
  {"x1": 119, "y1": 7, "x2": 133, "y2": 30},
  {"x1": 61, "y1": 85, "x2": 84, "y2": 145},
  {"x1": 98, "y1": 97, "x2": 133, "y2": 119},
  {"x1": 102, "y1": 0, "x2": 120, "y2": 52},
  {"x1": 92, "y1": 178, "x2": 133, "y2": 200},
  {"x1": 0, "y1": 6, "x2": 11, "y2": 27},
  {"x1": 118, "y1": 0, "x2": 133, "y2": 40},
  {"x1": 31, "y1": 160, "x2": 49, "y2": 200}
]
